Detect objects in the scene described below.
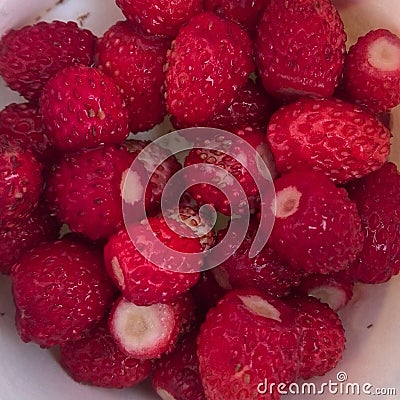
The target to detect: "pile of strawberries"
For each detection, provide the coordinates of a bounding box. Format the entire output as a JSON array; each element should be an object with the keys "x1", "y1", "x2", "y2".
[{"x1": 1, "y1": 0, "x2": 400, "y2": 399}]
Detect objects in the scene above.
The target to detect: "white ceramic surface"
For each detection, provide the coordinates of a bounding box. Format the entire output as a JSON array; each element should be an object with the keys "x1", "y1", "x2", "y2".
[{"x1": 0, "y1": 1, "x2": 400, "y2": 399}]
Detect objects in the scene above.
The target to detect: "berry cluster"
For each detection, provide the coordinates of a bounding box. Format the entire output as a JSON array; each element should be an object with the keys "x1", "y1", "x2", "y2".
[{"x1": 0, "y1": 0, "x2": 400, "y2": 399}]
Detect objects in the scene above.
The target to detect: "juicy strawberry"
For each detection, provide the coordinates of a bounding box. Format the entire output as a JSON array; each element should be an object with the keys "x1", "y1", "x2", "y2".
[
  {"x1": 96, "y1": 21, "x2": 170, "y2": 133},
  {"x1": 46, "y1": 145, "x2": 137, "y2": 241},
  {"x1": 0, "y1": 103, "x2": 54, "y2": 163},
  {"x1": 346, "y1": 162, "x2": 400, "y2": 283},
  {"x1": 268, "y1": 169, "x2": 364, "y2": 275},
  {"x1": 0, "y1": 21, "x2": 95, "y2": 102},
  {"x1": 197, "y1": 288, "x2": 300, "y2": 400},
  {"x1": 109, "y1": 294, "x2": 195, "y2": 359},
  {"x1": 295, "y1": 271, "x2": 354, "y2": 312},
  {"x1": 40, "y1": 65, "x2": 129, "y2": 152},
  {"x1": 103, "y1": 211, "x2": 206, "y2": 305},
  {"x1": 342, "y1": 29, "x2": 400, "y2": 113},
  {"x1": 204, "y1": 0, "x2": 268, "y2": 37},
  {"x1": 60, "y1": 320, "x2": 153, "y2": 388},
  {"x1": 184, "y1": 128, "x2": 275, "y2": 216},
  {"x1": 213, "y1": 217, "x2": 303, "y2": 297},
  {"x1": 267, "y1": 97, "x2": 391, "y2": 183},
  {"x1": 116, "y1": 0, "x2": 203, "y2": 38},
  {"x1": 166, "y1": 12, "x2": 254, "y2": 126},
  {"x1": 0, "y1": 143, "x2": 43, "y2": 226},
  {"x1": 152, "y1": 333, "x2": 205, "y2": 400},
  {"x1": 288, "y1": 295, "x2": 345, "y2": 380},
  {"x1": 255, "y1": 0, "x2": 346, "y2": 100},
  {"x1": 11, "y1": 239, "x2": 116, "y2": 348},
  {"x1": 0, "y1": 202, "x2": 60, "y2": 275}
]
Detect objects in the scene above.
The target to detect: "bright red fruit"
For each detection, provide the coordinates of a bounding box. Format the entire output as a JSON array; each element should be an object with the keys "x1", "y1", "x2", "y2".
[
  {"x1": 166, "y1": 12, "x2": 254, "y2": 126},
  {"x1": 347, "y1": 162, "x2": 400, "y2": 284},
  {"x1": 60, "y1": 320, "x2": 153, "y2": 388},
  {"x1": 11, "y1": 240, "x2": 116, "y2": 348},
  {"x1": 40, "y1": 65, "x2": 129, "y2": 152},
  {"x1": 255, "y1": 0, "x2": 346, "y2": 100},
  {"x1": 0, "y1": 21, "x2": 95, "y2": 101},
  {"x1": 267, "y1": 97, "x2": 391, "y2": 183}
]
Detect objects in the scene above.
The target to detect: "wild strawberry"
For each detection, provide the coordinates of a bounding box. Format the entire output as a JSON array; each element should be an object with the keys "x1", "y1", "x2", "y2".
[
  {"x1": 213, "y1": 217, "x2": 303, "y2": 297},
  {"x1": 46, "y1": 145, "x2": 137, "y2": 241},
  {"x1": 152, "y1": 333, "x2": 205, "y2": 400},
  {"x1": 295, "y1": 271, "x2": 354, "y2": 312},
  {"x1": 288, "y1": 295, "x2": 346, "y2": 380},
  {"x1": 346, "y1": 162, "x2": 400, "y2": 283},
  {"x1": 109, "y1": 294, "x2": 196, "y2": 360},
  {"x1": 96, "y1": 21, "x2": 170, "y2": 133},
  {"x1": 197, "y1": 288, "x2": 300, "y2": 400},
  {"x1": 11, "y1": 239, "x2": 116, "y2": 348},
  {"x1": 0, "y1": 102, "x2": 54, "y2": 163},
  {"x1": 268, "y1": 169, "x2": 364, "y2": 275},
  {"x1": 342, "y1": 29, "x2": 400, "y2": 113},
  {"x1": 267, "y1": 97, "x2": 391, "y2": 183},
  {"x1": 166, "y1": 12, "x2": 254, "y2": 126},
  {"x1": 256, "y1": 0, "x2": 346, "y2": 100},
  {"x1": 0, "y1": 21, "x2": 95, "y2": 102},
  {"x1": 116, "y1": 0, "x2": 203, "y2": 38},
  {"x1": 0, "y1": 143, "x2": 43, "y2": 226},
  {"x1": 60, "y1": 320, "x2": 153, "y2": 388},
  {"x1": 40, "y1": 65, "x2": 129, "y2": 152},
  {"x1": 0, "y1": 202, "x2": 60, "y2": 275}
]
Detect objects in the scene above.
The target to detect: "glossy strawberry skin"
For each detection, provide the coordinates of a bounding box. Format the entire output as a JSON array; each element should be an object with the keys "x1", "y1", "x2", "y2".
[
  {"x1": 166, "y1": 12, "x2": 254, "y2": 126},
  {"x1": 40, "y1": 65, "x2": 129, "y2": 152},
  {"x1": 0, "y1": 103, "x2": 54, "y2": 163},
  {"x1": 267, "y1": 97, "x2": 391, "y2": 184},
  {"x1": 96, "y1": 21, "x2": 170, "y2": 133},
  {"x1": 268, "y1": 170, "x2": 364, "y2": 275},
  {"x1": 0, "y1": 21, "x2": 95, "y2": 102},
  {"x1": 197, "y1": 288, "x2": 300, "y2": 400},
  {"x1": 60, "y1": 320, "x2": 153, "y2": 389},
  {"x1": 346, "y1": 162, "x2": 400, "y2": 283},
  {"x1": 116, "y1": 0, "x2": 203, "y2": 38},
  {"x1": 11, "y1": 240, "x2": 116, "y2": 348},
  {"x1": 256, "y1": 0, "x2": 346, "y2": 100}
]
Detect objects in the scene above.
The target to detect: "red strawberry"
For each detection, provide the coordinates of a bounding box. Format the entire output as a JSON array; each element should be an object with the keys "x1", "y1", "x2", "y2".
[
  {"x1": 0, "y1": 202, "x2": 60, "y2": 275},
  {"x1": 197, "y1": 288, "x2": 300, "y2": 400},
  {"x1": 204, "y1": 0, "x2": 268, "y2": 37},
  {"x1": 46, "y1": 145, "x2": 138, "y2": 241},
  {"x1": 184, "y1": 127, "x2": 275, "y2": 216},
  {"x1": 255, "y1": 0, "x2": 346, "y2": 100},
  {"x1": 0, "y1": 103, "x2": 54, "y2": 163},
  {"x1": 11, "y1": 239, "x2": 116, "y2": 348},
  {"x1": 346, "y1": 162, "x2": 400, "y2": 284},
  {"x1": 213, "y1": 217, "x2": 303, "y2": 297},
  {"x1": 96, "y1": 21, "x2": 170, "y2": 133},
  {"x1": 0, "y1": 21, "x2": 95, "y2": 102},
  {"x1": 342, "y1": 29, "x2": 400, "y2": 113},
  {"x1": 267, "y1": 97, "x2": 391, "y2": 183},
  {"x1": 152, "y1": 333, "x2": 205, "y2": 400},
  {"x1": 288, "y1": 295, "x2": 345, "y2": 380},
  {"x1": 0, "y1": 143, "x2": 43, "y2": 226},
  {"x1": 109, "y1": 294, "x2": 195, "y2": 359},
  {"x1": 166, "y1": 12, "x2": 254, "y2": 126},
  {"x1": 103, "y1": 210, "x2": 208, "y2": 305},
  {"x1": 60, "y1": 320, "x2": 153, "y2": 388},
  {"x1": 40, "y1": 65, "x2": 129, "y2": 152},
  {"x1": 116, "y1": 0, "x2": 203, "y2": 38},
  {"x1": 295, "y1": 271, "x2": 354, "y2": 312},
  {"x1": 268, "y1": 169, "x2": 364, "y2": 275}
]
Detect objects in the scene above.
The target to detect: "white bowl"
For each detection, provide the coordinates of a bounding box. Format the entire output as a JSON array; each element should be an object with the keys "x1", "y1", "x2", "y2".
[{"x1": 0, "y1": 1, "x2": 400, "y2": 399}]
